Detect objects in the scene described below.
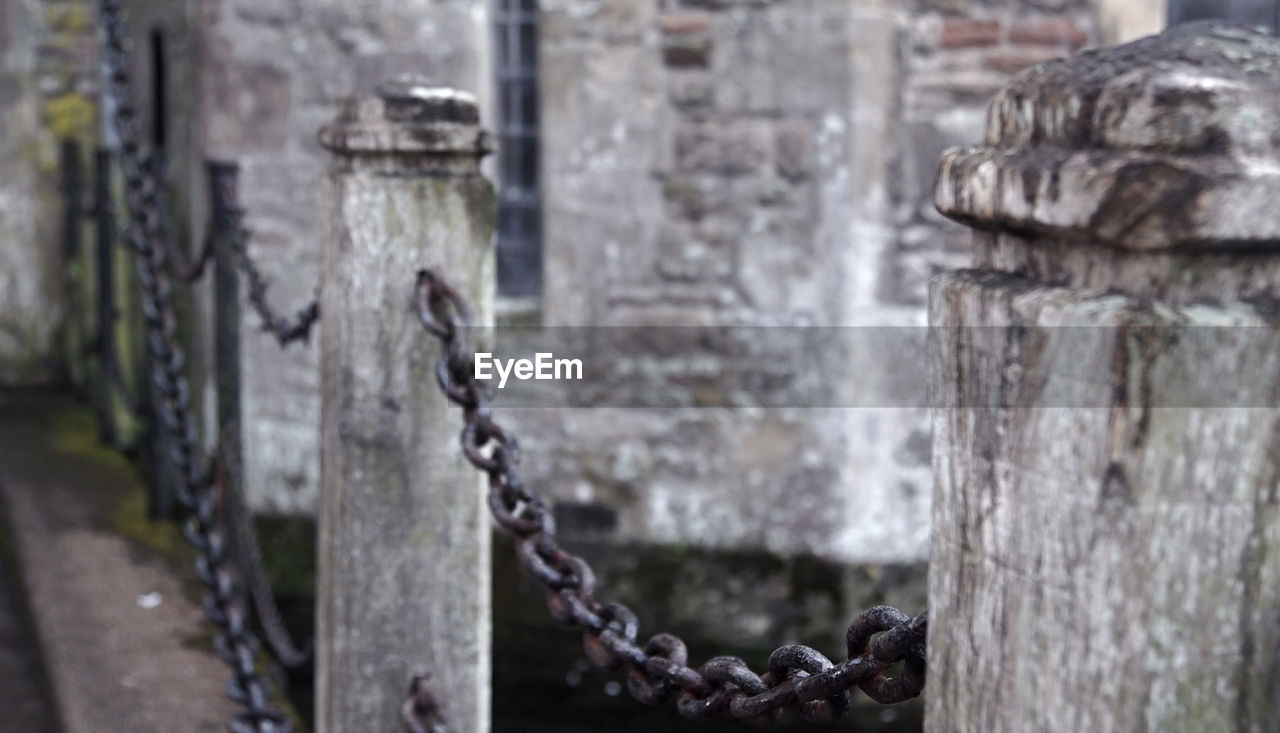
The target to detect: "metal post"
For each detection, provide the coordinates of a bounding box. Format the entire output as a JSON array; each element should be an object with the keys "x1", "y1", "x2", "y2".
[
  {"x1": 143, "y1": 150, "x2": 177, "y2": 521},
  {"x1": 60, "y1": 139, "x2": 87, "y2": 391},
  {"x1": 208, "y1": 161, "x2": 242, "y2": 442},
  {"x1": 60, "y1": 140, "x2": 83, "y2": 266},
  {"x1": 927, "y1": 24, "x2": 1280, "y2": 732},
  {"x1": 316, "y1": 80, "x2": 496, "y2": 733},
  {"x1": 92, "y1": 147, "x2": 120, "y2": 445}
]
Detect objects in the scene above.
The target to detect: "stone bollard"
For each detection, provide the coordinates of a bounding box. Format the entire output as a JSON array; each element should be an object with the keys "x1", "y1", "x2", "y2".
[
  {"x1": 928, "y1": 23, "x2": 1280, "y2": 733},
  {"x1": 317, "y1": 80, "x2": 495, "y2": 733}
]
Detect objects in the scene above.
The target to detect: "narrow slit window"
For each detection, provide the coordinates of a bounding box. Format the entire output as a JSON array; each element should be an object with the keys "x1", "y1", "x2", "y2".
[
  {"x1": 149, "y1": 28, "x2": 167, "y2": 150},
  {"x1": 494, "y1": 0, "x2": 542, "y2": 297}
]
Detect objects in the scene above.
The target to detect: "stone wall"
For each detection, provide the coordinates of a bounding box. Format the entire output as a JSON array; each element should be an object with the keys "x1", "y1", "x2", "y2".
[
  {"x1": 0, "y1": 0, "x2": 97, "y2": 385},
  {"x1": 114, "y1": 0, "x2": 213, "y2": 458},
  {"x1": 525, "y1": 0, "x2": 1112, "y2": 565},
  {"x1": 196, "y1": 0, "x2": 1166, "y2": 561},
  {"x1": 196, "y1": 0, "x2": 492, "y2": 513},
  {"x1": 534, "y1": 0, "x2": 918, "y2": 564}
]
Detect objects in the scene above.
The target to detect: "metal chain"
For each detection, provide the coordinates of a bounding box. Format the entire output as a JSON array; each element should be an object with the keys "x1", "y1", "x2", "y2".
[
  {"x1": 99, "y1": 2, "x2": 291, "y2": 730},
  {"x1": 219, "y1": 421, "x2": 315, "y2": 669},
  {"x1": 405, "y1": 269, "x2": 928, "y2": 730},
  {"x1": 150, "y1": 152, "x2": 216, "y2": 284},
  {"x1": 93, "y1": 124, "x2": 312, "y2": 661},
  {"x1": 220, "y1": 192, "x2": 320, "y2": 347},
  {"x1": 102, "y1": 148, "x2": 212, "y2": 284},
  {"x1": 403, "y1": 674, "x2": 450, "y2": 733}
]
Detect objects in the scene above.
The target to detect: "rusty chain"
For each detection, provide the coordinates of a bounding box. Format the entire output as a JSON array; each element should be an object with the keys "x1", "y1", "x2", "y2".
[
  {"x1": 99, "y1": 1, "x2": 292, "y2": 730},
  {"x1": 406, "y1": 269, "x2": 928, "y2": 730}
]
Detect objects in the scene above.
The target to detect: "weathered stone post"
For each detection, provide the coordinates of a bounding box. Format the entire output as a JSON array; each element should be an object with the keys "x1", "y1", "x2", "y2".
[
  {"x1": 317, "y1": 80, "x2": 495, "y2": 733},
  {"x1": 928, "y1": 23, "x2": 1280, "y2": 733}
]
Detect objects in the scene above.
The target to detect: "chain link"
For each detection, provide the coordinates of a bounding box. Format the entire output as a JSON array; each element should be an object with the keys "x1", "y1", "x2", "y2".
[
  {"x1": 95, "y1": 3, "x2": 925, "y2": 726},
  {"x1": 150, "y1": 151, "x2": 217, "y2": 284},
  {"x1": 219, "y1": 422, "x2": 315, "y2": 669},
  {"x1": 213, "y1": 172, "x2": 319, "y2": 347},
  {"x1": 403, "y1": 674, "x2": 451, "y2": 733},
  {"x1": 406, "y1": 269, "x2": 928, "y2": 729},
  {"x1": 99, "y1": 2, "x2": 292, "y2": 730}
]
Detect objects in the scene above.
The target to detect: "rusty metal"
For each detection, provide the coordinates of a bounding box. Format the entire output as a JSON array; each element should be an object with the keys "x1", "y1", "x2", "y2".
[
  {"x1": 408, "y1": 269, "x2": 928, "y2": 728},
  {"x1": 99, "y1": 1, "x2": 291, "y2": 730}
]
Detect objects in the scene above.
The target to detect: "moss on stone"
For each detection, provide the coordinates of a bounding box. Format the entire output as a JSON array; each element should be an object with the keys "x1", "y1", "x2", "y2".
[
  {"x1": 45, "y1": 405, "x2": 183, "y2": 568},
  {"x1": 0, "y1": 317, "x2": 53, "y2": 384},
  {"x1": 111, "y1": 483, "x2": 190, "y2": 560},
  {"x1": 179, "y1": 624, "x2": 308, "y2": 731},
  {"x1": 43, "y1": 94, "x2": 95, "y2": 141},
  {"x1": 252, "y1": 516, "x2": 317, "y2": 599},
  {"x1": 49, "y1": 405, "x2": 131, "y2": 467},
  {"x1": 46, "y1": 3, "x2": 92, "y2": 34}
]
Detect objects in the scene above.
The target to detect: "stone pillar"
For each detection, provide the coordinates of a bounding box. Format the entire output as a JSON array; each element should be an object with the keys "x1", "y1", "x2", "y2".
[
  {"x1": 317, "y1": 81, "x2": 495, "y2": 733},
  {"x1": 928, "y1": 23, "x2": 1280, "y2": 733}
]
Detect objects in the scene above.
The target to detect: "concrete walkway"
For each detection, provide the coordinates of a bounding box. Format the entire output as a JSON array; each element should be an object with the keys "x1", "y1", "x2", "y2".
[{"x1": 0, "y1": 389, "x2": 239, "y2": 732}]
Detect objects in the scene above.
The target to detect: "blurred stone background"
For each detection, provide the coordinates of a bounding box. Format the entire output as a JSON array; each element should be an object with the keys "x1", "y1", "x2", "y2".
[{"x1": 0, "y1": 0, "x2": 1172, "y2": 727}]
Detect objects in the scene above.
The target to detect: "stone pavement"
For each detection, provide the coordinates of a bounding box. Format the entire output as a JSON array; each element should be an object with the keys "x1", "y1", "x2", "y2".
[{"x1": 0, "y1": 389, "x2": 239, "y2": 732}]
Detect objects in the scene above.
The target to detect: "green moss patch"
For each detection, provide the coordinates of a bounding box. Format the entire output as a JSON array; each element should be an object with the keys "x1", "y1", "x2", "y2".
[
  {"x1": 46, "y1": 4, "x2": 91, "y2": 33},
  {"x1": 49, "y1": 404, "x2": 131, "y2": 468},
  {"x1": 43, "y1": 94, "x2": 95, "y2": 140}
]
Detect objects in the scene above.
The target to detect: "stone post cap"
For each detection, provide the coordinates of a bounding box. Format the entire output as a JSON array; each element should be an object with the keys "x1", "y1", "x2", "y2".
[
  {"x1": 318, "y1": 77, "x2": 494, "y2": 157},
  {"x1": 935, "y1": 23, "x2": 1280, "y2": 250}
]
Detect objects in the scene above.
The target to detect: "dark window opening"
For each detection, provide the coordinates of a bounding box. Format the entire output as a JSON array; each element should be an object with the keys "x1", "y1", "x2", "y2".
[
  {"x1": 1167, "y1": 0, "x2": 1279, "y2": 32},
  {"x1": 494, "y1": 0, "x2": 542, "y2": 297},
  {"x1": 149, "y1": 28, "x2": 167, "y2": 150}
]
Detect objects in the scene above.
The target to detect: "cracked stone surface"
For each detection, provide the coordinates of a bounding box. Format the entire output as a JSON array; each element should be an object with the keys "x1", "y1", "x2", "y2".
[{"x1": 936, "y1": 22, "x2": 1280, "y2": 250}]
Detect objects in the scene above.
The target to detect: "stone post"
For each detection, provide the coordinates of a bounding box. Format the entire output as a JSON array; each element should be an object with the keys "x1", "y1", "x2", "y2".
[
  {"x1": 317, "y1": 80, "x2": 495, "y2": 733},
  {"x1": 928, "y1": 23, "x2": 1280, "y2": 733}
]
